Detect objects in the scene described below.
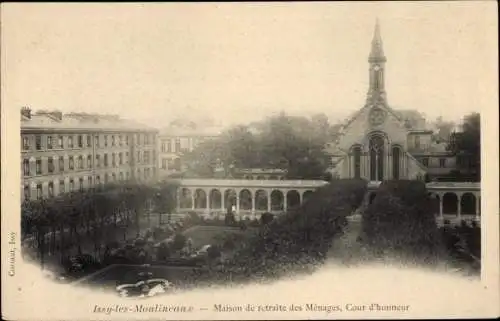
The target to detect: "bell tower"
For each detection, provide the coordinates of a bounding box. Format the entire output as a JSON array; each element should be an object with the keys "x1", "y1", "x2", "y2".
[{"x1": 366, "y1": 19, "x2": 387, "y2": 104}]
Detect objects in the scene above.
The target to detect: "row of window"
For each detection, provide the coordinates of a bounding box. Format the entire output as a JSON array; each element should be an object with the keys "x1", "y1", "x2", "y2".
[
  {"x1": 23, "y1": 167, "x2": 157, "y2": 200},
  {"x1": 342, "y1": 151, "x2": 448, "y2": 170},
  {"x1": 161, "y1": 157, "x2": 181, "y2": 170},
  {"x1": 22, "y1": 132, "x2": 156, "y2": 151},
  {"x1": 24, "y1": 173, "x2": 128, "y2": 200},
  {"x1": 350, "y1": 144, "x2": 401, "y2": 180},
  {"x1": 160, "y1": 137, "x2": 208, "y2": 154},
  {"x1": 421, "y1": 157, "x2": 447, "y2": 168},
  {"x1": 23, "y1": 149, "x2": 157, "y2": 177},
  {"x1": 138, "y1": 150, "x2": 155, "y2": 165},
  {"x1": 22, "y1": 152, "x2": 132, "y2": 176}
]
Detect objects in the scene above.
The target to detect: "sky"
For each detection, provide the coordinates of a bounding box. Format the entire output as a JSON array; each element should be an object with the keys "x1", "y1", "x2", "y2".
[{"x1": 2, "y1": 2, "x2": 498, "y2": 129}]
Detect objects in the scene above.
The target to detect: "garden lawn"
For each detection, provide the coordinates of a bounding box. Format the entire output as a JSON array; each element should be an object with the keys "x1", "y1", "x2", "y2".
[{"x1": 182, "y1": 225, "x2": 258, "y2": 249}]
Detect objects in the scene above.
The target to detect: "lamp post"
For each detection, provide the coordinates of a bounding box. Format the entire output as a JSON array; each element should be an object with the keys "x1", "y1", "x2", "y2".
[{"x1": 156, "y1": 192, "x2": 162, "y2": 226}]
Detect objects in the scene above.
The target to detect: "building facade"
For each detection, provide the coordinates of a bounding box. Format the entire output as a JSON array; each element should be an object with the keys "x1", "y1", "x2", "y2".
[
  {"x1": 326, "y1": 21, "x2": 459, "y2": 181},
  {"x1": 21, "y1": 108, "x2": 158, "y2": 201},
  {"x1": 158, "y1": 119, "x2": 223, "y2": 178}
]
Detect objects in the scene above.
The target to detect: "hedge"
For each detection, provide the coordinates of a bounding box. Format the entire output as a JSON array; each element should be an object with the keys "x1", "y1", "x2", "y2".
[
  {"x1": 213, "y1": 179, "x2": 368, "y2": 282},
  {"x1": 361, "y1": 180, "x2": 443, "y2": 265}
]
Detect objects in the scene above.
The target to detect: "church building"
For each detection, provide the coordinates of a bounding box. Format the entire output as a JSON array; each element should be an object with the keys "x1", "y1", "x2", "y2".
[{"x1": 326, "y1": 21, "x2": 457, "y2": 181}]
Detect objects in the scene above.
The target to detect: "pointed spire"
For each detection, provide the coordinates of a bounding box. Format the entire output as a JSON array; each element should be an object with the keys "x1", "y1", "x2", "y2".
[{"x1": 369, "y1": 18, "x2": 386, "y2": 62}]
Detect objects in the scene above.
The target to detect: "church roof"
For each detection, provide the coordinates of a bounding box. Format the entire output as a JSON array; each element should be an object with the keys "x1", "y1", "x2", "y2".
[{"x1": 339, "y1": 103, "x2": 407, "y2": 134}]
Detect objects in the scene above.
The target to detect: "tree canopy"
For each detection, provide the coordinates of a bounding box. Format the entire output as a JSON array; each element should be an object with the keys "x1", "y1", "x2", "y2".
[
  {"x1": 181, "y1": 112, "x2": 334, "y2": 179},
  {"x1": 21, "y1": 180, "x2": 179, "y2": 267},
  {"x1": 447, "y1": 113, "x2": 480, "y2": 181},
  {"x1": 432, "y1": 116, "x2": 456, "y2": 143}
]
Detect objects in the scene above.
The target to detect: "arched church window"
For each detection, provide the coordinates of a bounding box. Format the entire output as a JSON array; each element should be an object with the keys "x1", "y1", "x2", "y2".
[
  {"x1": 352, "y1": 146, "x2": 361, "y2": 179},
  {"x1": 392, "y1": 146, "x2": 401, "y2": 179},
  {"x1": 369, "y1": 135, "x2": 385, "y2": 181}
]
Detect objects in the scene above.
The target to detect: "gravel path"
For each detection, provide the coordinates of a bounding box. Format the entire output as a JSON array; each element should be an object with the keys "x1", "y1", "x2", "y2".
[{"x1": 326, "y1": 218, "x2": 371, "y2": 266}]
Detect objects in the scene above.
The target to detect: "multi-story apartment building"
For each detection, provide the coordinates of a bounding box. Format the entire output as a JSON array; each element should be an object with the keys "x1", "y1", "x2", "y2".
[
  {"x1": 158, "y1": 120, "x2": 223, "y2": 178},
  {"x1": 21, "y1": 107, "x2": 158, "y2": 201}
]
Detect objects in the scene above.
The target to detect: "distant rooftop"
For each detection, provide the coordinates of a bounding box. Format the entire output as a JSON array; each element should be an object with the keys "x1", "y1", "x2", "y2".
[
  {"x1": 159, "y1": 118, "x2": 225, "y2": 137},
  {"x1": 20, "y1": 107, "x2": 156, "y2": 132},
  {"x1": 393, "y1": 109, "x2": 430, "y2": 130}
]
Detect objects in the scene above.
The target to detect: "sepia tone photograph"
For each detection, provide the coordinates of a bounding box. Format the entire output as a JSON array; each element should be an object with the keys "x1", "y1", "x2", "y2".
[{"x1": 2, "y1": 2, "x2": 499, "y2": 320}]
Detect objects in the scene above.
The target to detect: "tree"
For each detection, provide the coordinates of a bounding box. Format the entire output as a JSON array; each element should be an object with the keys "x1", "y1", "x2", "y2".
[
  {"x1": 447, "y1": 113, "x2": 480, "y2": 181},
  {"x1": 433, "y1": 116, "x2": 456, "y2": 143},
  {"x1": 362, "y1": 180, "x2": 443, "y2": 263},
  {"x1": 31, "y1": 199, "x2": 50, "y2": 269},
  {"x1": 227, "y1": 179, "x2": 368, "y2": 277},
  {"x1": 182, "y1": 112, "x2": 330, "y2": 179},
  {"x1": 207, "y1": 245, "x2": 222, "y2": 262},
  {"x1": 20, "y1": 181, "x2": 160, "y2": 268},
  {"x1": 311, "y1": 113, "x2": 331, "y2": 139},
  {"x1": 171, "y1": 233, "x2": 187, "y2": 251},
  {"x1": 260, "y1": 212, "x2": 275, "y2": 225},
  {"x1": 156, "y1": 243, "x2": 171, "y2": 261},
  {"x1": 122, "y1": 184, "x2": 155, "y2": 234},
  {"x1": 224, "y1": 211, "x2": 236, "y2": 226},
  {"x1": 21, "y1": 200, "x2": 36, "y2": 242},
  {"x1": 155, "y1": 180, "x2": 180, "y2": 224}
]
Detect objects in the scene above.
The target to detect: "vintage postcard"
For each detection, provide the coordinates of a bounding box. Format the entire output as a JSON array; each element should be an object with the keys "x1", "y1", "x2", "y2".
[{"x1": 1, "y1": 2, "x2": 499, "y2": 320}]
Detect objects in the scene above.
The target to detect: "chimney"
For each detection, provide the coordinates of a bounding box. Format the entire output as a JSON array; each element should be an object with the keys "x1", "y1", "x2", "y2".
[
  {"x1": 35, "y1": 110, "x2": 63, "y2": 121},
  {"x1": 21, "y1": 106, "x2": 32, "y2": 119},
  {"x1": 51, "y1": 111, "x2": 63, "y2": 121}
]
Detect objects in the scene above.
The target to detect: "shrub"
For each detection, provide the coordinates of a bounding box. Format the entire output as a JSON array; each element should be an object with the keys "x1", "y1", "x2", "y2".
[
  {"x1": 249, "y1": 219, "x2": 261, "y2": 228},
  {"x1": 225, "y1": 212, "x2": 236, "y2": 226},
  {"x1": 260, "y1": 212, "x2": 275, "y2": 225},
  {"x1": 239, "y1": 221, "x2": 248, "y2": 231},
  {"x1": 207, "y1": 245, "x2": 222, "y2": 261},
  {"x1": 222, "y1": 238, "x2": 236, "y2": 251},
  {"x1": 187, "y1": 211, "x2": 202, "y2": 224},
  {"x1": 361, "y1": 180, "x2": 443, "y2": 264},
  {"x1": 227, "y1": 179, "x2": 368, "y2": 277},
  {"x1": 467, "y1": 225, "x2": 481, "y2": 258},
  {"x1": 171, "y1": 233, "x2": 187, "y2": 251}
]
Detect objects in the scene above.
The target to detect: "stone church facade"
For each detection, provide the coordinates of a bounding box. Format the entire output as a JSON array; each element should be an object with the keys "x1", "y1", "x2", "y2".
[{"x1": 327, "y1": 21, "x2": 457, "y2": 181}]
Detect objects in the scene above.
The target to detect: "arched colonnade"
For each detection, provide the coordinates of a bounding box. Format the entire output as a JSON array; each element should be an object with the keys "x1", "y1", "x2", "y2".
[
  {"x1": 427, "y1": 190, "x2": 481, "y2": 220},
  {"x1": 178, "y1": 187, "x2": 315, "y2": 214},
  {"x1": 366, "y1": 188, "x2": 481, "y2": 220}
]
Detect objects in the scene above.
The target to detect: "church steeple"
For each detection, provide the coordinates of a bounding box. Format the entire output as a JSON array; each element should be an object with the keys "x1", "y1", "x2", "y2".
[
  {"x1": 369, "y1": 18, "x2": 386, "y2": 62},
  {"x1": 367, "y1": 19, "x2": 387, "y2": 103}
]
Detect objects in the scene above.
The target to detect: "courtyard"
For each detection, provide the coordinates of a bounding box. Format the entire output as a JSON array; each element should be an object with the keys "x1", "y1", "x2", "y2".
[{"x1": 70, "y1": 223, "x2": 259, "y2": 294}]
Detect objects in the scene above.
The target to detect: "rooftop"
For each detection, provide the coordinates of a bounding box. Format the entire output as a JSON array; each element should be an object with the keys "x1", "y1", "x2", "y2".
[
  {"x1": 21, "y1": 108, "x2": 156, "y2": 132},
  {"x1": 236, "y1": 168, "x2": 287, "y2": 174},
  {"x1": 173, "y1": 178, "x2": 480, "y2": 191},
  {"x1": 159, "y1": 119, "x2": 225, "y2": 137},
  {"x1": 175, "y1": 178, "x2": 328, "y2": 189}
]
